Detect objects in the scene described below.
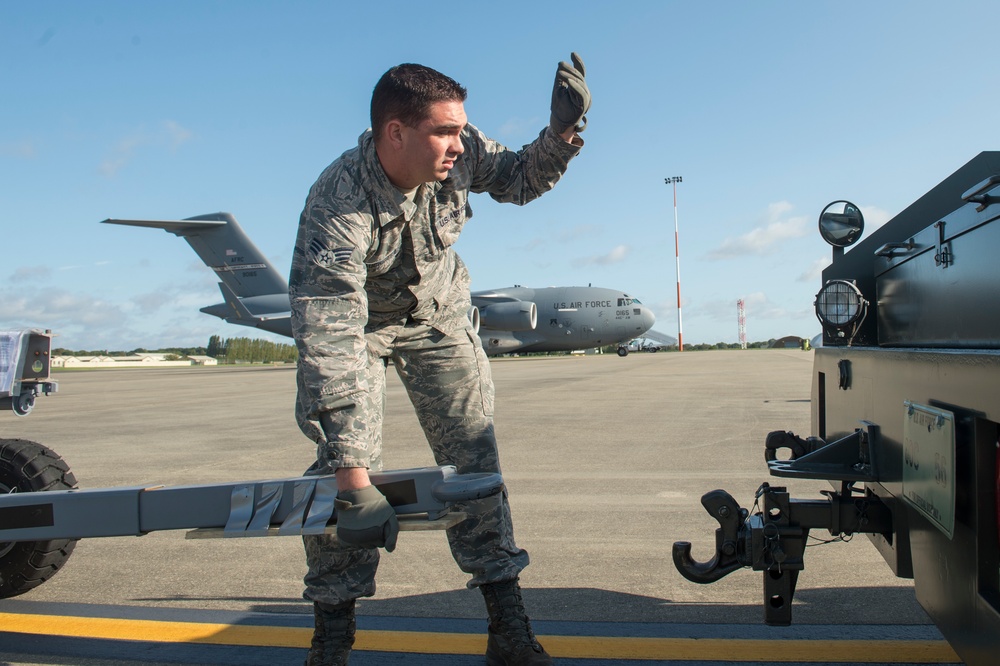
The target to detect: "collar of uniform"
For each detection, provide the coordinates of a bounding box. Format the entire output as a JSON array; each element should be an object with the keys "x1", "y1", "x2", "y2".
[{"x1": 358, "y1": 129, "x2": 409, "y2": 227}]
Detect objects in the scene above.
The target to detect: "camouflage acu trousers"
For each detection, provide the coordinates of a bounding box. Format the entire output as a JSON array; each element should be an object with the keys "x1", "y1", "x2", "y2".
[{"x1": 303, "y1": 322, "x2": 529, "y2": 605}]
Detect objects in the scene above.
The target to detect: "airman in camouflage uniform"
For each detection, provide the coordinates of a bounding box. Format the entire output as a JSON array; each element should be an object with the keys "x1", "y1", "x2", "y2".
[{"x1": 291, "y1": 55, "x2": 590, "y2": 666}]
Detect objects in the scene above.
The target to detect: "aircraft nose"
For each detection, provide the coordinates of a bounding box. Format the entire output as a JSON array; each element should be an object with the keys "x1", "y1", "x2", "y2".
[{"x1": 641, "y1": 305, "x2": 656, "y2": 333}]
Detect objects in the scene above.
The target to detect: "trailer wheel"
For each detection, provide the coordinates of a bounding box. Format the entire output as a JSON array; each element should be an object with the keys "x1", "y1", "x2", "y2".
[{"x1": 0, "y1": 438, "x2": 78, "y2": 598}]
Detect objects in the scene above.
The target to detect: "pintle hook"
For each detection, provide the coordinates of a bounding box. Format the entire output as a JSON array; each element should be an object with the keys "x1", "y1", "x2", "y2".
[{"x1": 672, "y1": 489, "x2": 747, "y2": 583}]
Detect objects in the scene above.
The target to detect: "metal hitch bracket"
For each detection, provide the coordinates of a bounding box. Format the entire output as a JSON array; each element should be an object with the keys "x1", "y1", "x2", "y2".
[{"x1": 672, "y1": 429, "x2": 894, "y2": 625}]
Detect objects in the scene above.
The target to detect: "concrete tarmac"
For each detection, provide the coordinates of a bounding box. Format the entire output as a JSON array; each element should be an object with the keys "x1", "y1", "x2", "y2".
[{"x1": 0, "y1": 350, "x2": 960, "y2": 664}]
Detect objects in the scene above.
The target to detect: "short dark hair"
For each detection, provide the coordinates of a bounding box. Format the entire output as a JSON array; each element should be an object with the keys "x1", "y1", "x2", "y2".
[{"x1": 370, "y1": 64, "x2": 467, "y2": 141}]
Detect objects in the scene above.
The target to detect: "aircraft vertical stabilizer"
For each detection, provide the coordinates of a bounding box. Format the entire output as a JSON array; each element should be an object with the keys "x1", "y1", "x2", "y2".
[
  {"x1": 102, "y1": 213, "x2": 288, "y2": 297},
  {"x1": 102, "y1": 213, "x2": 292, "y2": 336}
]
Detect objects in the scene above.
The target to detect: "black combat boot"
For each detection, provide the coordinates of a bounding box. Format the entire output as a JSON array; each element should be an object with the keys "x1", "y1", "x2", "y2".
[
  {"x1": 305, "y1": 599, "x2": 356, "y2": 666},
  {"x1": 480, "y1": 578, "x2": 552, "y2": 666}
]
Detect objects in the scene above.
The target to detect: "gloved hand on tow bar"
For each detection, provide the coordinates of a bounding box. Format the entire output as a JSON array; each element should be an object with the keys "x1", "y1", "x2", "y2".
[{"x1": 334, "y1": 485, "x2": 400, "y2": 552}]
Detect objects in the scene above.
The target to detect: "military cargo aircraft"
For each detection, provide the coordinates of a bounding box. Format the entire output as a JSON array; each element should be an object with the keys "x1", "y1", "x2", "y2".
[{"x1": 102, "y1": 213, "x2": 656, "y2": 356}]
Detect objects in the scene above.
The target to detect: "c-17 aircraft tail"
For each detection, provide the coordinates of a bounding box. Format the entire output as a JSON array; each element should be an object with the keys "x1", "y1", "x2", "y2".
[
  {"x1": 103, "y1": 213, "x2": 656, "y2": 355},
  {"x1": 102, "y1": 213, "x2": 293, "y2": 337}
]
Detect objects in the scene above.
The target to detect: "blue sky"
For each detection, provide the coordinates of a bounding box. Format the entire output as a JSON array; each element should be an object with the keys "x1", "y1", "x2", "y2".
[{"x1": 2, "y1": 1, "x2": 996, "y2": 350}]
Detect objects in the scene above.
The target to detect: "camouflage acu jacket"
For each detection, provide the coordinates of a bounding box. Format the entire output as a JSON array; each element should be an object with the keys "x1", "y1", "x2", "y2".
[{"x1": 290, "y1": 124, "x2": 581, "y2": 458}]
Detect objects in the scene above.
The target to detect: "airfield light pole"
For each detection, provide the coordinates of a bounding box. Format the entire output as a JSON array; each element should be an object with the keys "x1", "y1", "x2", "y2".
[{"x1": 666, "y1": 176, "x2": 684, "y2": 351}]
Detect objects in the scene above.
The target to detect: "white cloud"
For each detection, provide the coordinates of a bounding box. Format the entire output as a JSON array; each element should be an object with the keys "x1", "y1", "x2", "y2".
[
  {"x1": 0, "y1": 285, "x2": 128, "y2": 332},
  {"x1": 497, "y1": 116, "x2": 541, "y2": 139},
  {"x1": 515, "y1": 237, "x2": 547, "y2": 251},
  {"x1": 706, "y1": 201, "x2": 809, "y2": 260},
  {"x1": 0, "y1": 140, "x2": 37, "y2": 159},
  {"x1": 558, "y1": 224, "x2": 601, "y2": 242},
  {"x1": 513, "y1": 224, "x2": 601, "y2": 253},
  {"x1": 741, "y1": 291, "x2": 787, "y2": 318},
  {"x1": 131, "y1": 290, "x2": 176, "y2": 314},
  {"x1": 99, "y1": 132, "x2": 147, "y2": 177},
  {"x1": 9, "y1": 265, "x2": 52, "y2": 283},
  {"x1": 0, "y1": 281, "x2": 225, "y2": 351},
  {"x1": 56, "y1": 261, "x2": 114, "y2": 273},
  {"x1": 165, "y1": 120, "x2": 193, "y2": 149},
  {"x1": 860, "y1": 205, "x2": 893, "y2": 234},
  {"x1": 798, "y1": 257, "x2": 829, "y2": 282},
  {"x1": 571, "y1": 244, "x2": 629, "y2": 267},
  {"x1": 694, "y1": 290, "x2": 814, "y2": 327},
  {"x1": 99, "y1": 120, "x2": 194, "y2": 177}
]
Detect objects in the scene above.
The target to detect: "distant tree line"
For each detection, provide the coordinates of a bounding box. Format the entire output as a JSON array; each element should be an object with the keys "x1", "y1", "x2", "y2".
[
  {"x1": 207, "y1": 335, "x2": 298, "y2": 364},
  {"x1": 508, "y1": 340, "x2": 794, "y2": 357},
  {"x1": 53, "y1": 346, "x2": 208, "y2": 357},
  {"x1": 54, "y1": 337, "x2": 793, "y2": 364},
  {"x1": 53, "y1": 336, "x2": 297, "y2": 365},
  {"x1": 594, "y1": 339, "x2": 788, "y2": 354},
  {"x1": 677, "y1": 340, "x2": 777, "y2": 351}
]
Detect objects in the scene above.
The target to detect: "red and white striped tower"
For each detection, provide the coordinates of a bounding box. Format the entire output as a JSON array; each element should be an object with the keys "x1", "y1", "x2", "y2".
[
  {"x1": 666, "y1": 176, "x2": 683, "y2": 351},
  {"x1": 738, "y1": 299, "x2": 747, "y2": 349}
]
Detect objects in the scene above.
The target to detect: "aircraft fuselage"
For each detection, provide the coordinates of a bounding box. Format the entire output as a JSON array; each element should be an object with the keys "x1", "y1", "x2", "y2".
[
  {"x1": 102, "y1": 214, "x2": 655, "y2": 356},
  {"x1": 472, "y1": 285, "x2": 655, "y2": 355}
]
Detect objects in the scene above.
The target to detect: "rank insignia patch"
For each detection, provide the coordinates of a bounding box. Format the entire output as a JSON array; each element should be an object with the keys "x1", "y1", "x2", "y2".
[{"x1": 307, "y1": 237, "x2": 353, "y2": 268}]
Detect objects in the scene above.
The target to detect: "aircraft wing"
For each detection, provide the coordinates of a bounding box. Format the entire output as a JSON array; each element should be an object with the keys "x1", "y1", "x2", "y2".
[{"x1": 640, "y1": 329, "x2": 678, "y2": 346}]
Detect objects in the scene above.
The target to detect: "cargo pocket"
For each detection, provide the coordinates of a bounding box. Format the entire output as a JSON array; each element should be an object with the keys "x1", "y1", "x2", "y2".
[
  {"x1": 466, "y1": 327, "x2": 495, "y2": 418},
  {"x1": 294, "y1": 298, "x2": 370, "y2": 416}
]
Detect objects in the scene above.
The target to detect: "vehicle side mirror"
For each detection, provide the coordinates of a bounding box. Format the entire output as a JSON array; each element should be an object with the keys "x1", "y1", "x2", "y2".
[{"x1": 819, "y1": 201, "x2": 864, "y2": 248}]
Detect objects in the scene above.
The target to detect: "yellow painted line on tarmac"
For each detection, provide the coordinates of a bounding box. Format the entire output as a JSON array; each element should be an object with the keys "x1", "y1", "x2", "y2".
[
  {"x1": 0, "y1": 612, "x2": 312, "y2": 649},
  {"x1": 0, "y1": 612, "x2": 962, "y2": 663}
]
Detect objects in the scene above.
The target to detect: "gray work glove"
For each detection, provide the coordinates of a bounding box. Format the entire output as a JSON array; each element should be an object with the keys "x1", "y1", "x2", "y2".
[
  {"x1": 334, "y1": 485, "x2": 399, "y2": 552},
  {"x1": 549, "y1": 52, "x2": 590, "y2": 135}
]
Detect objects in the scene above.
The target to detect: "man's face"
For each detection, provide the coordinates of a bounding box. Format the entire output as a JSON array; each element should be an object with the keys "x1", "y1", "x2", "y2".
[{"x1": 395, "y1": 99, "x2": 467, "y2": 188}]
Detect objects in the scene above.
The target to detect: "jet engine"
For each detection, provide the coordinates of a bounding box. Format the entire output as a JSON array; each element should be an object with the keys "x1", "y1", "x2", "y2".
[
  {"x1": 467, "y1": 307, "x2": 480, "y2": 335},
  {"x1": 477, "y1": 301, "x2": 537, "y2": 331}
]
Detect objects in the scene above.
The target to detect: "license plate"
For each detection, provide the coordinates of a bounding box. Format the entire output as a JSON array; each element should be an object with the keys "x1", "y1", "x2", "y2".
[{"x1": 902, "y1": 401, "x2": 955, "y2": 539}]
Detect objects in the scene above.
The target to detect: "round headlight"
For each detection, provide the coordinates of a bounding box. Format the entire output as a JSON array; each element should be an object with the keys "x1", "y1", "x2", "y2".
[{"x1": 815, "y1": 280, "x2": 867, "y2": 328}]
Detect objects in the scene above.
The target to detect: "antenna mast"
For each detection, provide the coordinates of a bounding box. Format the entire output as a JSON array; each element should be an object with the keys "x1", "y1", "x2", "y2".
[
  {"x1": 666, "y1": 176, "x2": 683, "y2": 351},
  {"x1": 738, "y1": 299, "x2": 747, "y2": 349}
]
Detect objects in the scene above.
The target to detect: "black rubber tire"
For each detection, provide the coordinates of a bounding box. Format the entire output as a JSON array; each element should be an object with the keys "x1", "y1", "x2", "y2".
[
  {"x1": 0, "y1": 438, "x2": 78, "y2": 598},
  {"x1": 617, "y1": 347, "x2": 628, "y2": 357}
]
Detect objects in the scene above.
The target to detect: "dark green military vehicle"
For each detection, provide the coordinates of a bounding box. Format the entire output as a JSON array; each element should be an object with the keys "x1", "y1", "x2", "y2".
[{"x1": 674, "y1": 153, "x2": 1000, "y2": 666}]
